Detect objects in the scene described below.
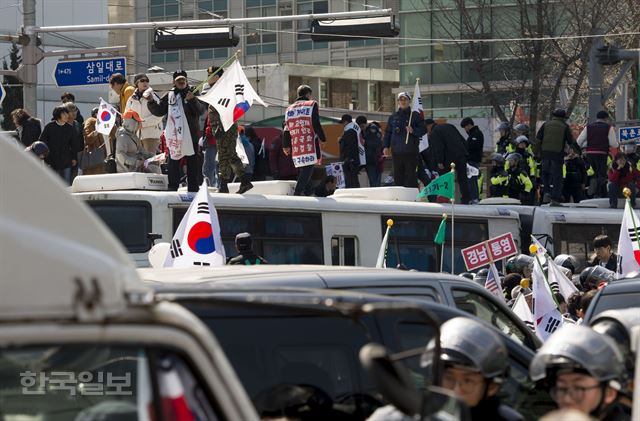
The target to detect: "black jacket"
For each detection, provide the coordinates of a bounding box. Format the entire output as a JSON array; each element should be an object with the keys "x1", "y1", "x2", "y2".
[
  {"x1": 147, "y1": 86, "x2": 206, "y2": 146},
  {"x1": 429, "y1": 123, "x2": 469, "y2": 167},
  {"x1": 466, "y1": 125, "x2": 484, "y2": 163},
  {"x1": 339, "y1": 127, "x2": 360, "y2": 172},
  {"x1": 470, "y1": 397, "x2": 523, "y2": 421},
  {"x1": 564, "y1": 156, "x2": 588, "y2": 186},
  {"x1": 592, "y1": 253, "x2": 618, "y2": 272},
  {"x1": 39, "y1": 121, "x2": 81, "y2": 170},
  {"x1": 364, "y1": 123, "x2": 383, "y2": 166},
  {"x1": 382, "y1": 107, "x2": 426, "y2": 155},
  {"x1": 228, "y1": 250, "x2": 267, "y2": 265},
  {"x1": 17, "y1": 117, "x2": 42, "y2": 148}
]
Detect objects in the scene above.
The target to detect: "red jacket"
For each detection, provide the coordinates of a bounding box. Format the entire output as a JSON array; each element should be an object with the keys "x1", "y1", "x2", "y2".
[
  {"x1": 204, "y1": 115, "x2": 217, "y2": 147},
  {"x1": 269, "y1": 134, "x2": 298, "y2": 179},
  {"x1": 608, "y1": 163, "x2": 640, "y2": 188}
]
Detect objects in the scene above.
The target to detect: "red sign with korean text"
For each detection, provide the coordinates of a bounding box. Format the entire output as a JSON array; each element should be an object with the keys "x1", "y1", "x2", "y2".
[
  {"x1": 285, "y1": 100, "x2": 318, "y2": 168},
  {"x1": 461, "y1": 243, "x2": 492, "y2": 271},
  {"x1": 486, "y1": 232, "x2": 518, "y2": 262}
]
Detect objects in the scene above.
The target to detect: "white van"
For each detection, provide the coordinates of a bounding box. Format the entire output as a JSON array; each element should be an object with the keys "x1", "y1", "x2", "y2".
[
  {"x1": 72, "y1": 177, "x2": 521, "y2": 272},
  {"x1": 0, "y1": 139, "x2": 258, "y2": 420}
]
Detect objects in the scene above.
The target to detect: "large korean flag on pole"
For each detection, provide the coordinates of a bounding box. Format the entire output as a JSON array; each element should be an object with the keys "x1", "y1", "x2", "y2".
[
  {"x1": 618, "y1": 197, "x2": 640, "y2": 278},
  {"x1": 412, "y1": 79, "x2": 429, "y2": 152},
  {"x1": 198, "y1": 60, "x2": 266, "y2": 132},
  {"x1": 96, "y1": 98, "x2": 118, "y2": 135},
  {"x1": 163, "y1": 182, "x2": 226, "y2": 267}
]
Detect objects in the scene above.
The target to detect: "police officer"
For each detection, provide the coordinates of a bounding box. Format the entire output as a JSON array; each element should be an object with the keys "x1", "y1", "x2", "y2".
[
  {"x1": 283, "y1": 85, "x2": 327, "y2": 196},
  {"x1": 426, "y1": 317, "x2": 523, "y2": 421},
  {"x1": 530, "y1": 324, "x2": 626, "y2": 420},
  {"x1": 227, "y1": 232, "x2": 267, "y2": 265},
  {"x1": 590, "y1": 309, "x2": 640, "y2": 418},
  {"x1": 554, "y1": 254, "x2": 580, "y2": 276},
  {"x1": 505, "y1": 153, "x2": 533, "y2": 203},
  {"x1": 489, "y1": 153, "x2": 508, "y2": 198},
  {"x1": 505, "y1": 254, "x2": 534, "y2": 278},
  {"x1": 495, "y1": 122, "x2": 513, "y2": 155},
  {"x1": 382, "y1": 92, "x2": 426, "y2": 188},
  {"x1": 578, "y1": 265, "x2": 615, "y2": 291}
]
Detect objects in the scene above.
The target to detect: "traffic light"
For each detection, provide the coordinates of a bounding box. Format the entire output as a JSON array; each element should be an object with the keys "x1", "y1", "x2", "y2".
[
  {"x1": 596, "y1": 44, "x2": 621, "y2": 66},
  {"x1": 309, "y1": 15, "x2": 399, "y2": 42},
  {"x1": 154, "y1": 27, "x2": 239, "y2": 50}
]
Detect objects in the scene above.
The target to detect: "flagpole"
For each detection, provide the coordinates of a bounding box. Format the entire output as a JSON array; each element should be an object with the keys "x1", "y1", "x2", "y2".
[
  {"x1": 450, "y1": 163, "x2": 456, "y2": 274},
  {"x1": 404, "y1": 77, "x2": 419, "y2": 145},
  {"x1": 194, "y1": 49, "x2": 242, "y2": 94},
  {"x1": 440, "y1": 213, "x2": 447, "y2": 273},
  {"x1": 529, "y1": 243, "x2": 560, "y2": 309},
  {"x1": 623, "y1": 188, "x2": 640, "y2": 253},
  {"x1": 376, "y1": 218, "x2": 394, "y2": 268}
]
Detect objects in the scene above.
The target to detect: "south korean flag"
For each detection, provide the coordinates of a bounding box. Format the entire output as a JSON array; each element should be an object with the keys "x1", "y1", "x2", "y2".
[
  {"x1": 617, "y1": 198, "x2": 640, "y2": 278},
  {"x1": 163, "y1": 181, "x2": 226, "y2": 267}
]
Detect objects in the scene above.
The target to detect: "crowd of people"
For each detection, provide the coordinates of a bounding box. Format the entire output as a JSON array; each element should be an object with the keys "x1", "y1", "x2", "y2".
[{"x1": 6, "y1": 69, "x2": 634, "y2": 206}]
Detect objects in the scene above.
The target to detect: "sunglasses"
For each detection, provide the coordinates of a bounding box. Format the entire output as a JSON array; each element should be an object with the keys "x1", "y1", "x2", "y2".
[{"x1": 138, "y1": 79, "x2": 149, "y2": 83}]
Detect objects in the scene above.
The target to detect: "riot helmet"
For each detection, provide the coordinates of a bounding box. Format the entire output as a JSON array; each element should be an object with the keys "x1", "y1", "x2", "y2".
[
  {"x1": 515, "y1": 135, "x2": 530, "y2": 146},
  {"x1": 490, "y1": 153, "x2": 505, "y2": 166},
  {"x1": 496, "y1": 122, "x2": 510, "y2": 132},
  {"x1": 422, "y1": 317, "x2": 508, "y2": 381},
  {"x1": 506, "y1": 254, "x2": 534, "y2": 276},
  {"x1": 580, "y1": 266, "x2": 615, "y2": 290},
  {"x1": 554, "y1": 254, "x2": 579, "y2": 275},
  {"x1": 514, "y1": 123, "x2": 529, "y2": 135},
  {"x1": 472, "y1": 268, "x2": 489, "y2": 286}
]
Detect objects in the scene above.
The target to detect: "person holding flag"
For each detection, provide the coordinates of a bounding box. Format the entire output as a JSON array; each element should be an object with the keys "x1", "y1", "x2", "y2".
[
  {"x1": 382, "y1": 92, "x2": 426, "y2": 188},
  {"x1": 460, "y1": 117, "x2": 484, "y2": 204},
  {"x1": 147, "y1": 70, "x2": 206, "y2": 192},
  {"x1": 283, "y1": 85, "x2": 327, "y2": 196},
  {"x1": 530, "y1": 243, "x2": 564, "y2": 341}
]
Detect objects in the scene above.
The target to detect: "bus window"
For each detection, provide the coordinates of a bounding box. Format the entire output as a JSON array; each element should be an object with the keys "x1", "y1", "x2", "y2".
[
  {"x1": 382, "y1": 216, "x2": 488, "y2": 272},
  {"x1": 331, "y1": 236, "x2": 358, "y2": 266},
  {"x1": 88, "y1": 201, "x2": 152, "y2": 253},
  {"x1": 552, "y1": 223, "x2": 620, "y2": 269}
]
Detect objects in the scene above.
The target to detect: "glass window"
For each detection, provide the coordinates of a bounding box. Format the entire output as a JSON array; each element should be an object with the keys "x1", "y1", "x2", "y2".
[
  {"x1": 432, "y1": 62, "x2": 462, "y2": 84},
  {"x1": 331, "y1": 236, "x2": 358, "y2": 266},
  {"x1": 399, "y1": 0, "x2": 429, "y2": 11},
  {"x1": 297, "y1": 0, "x2": 328, "y2": 50},
  {"x1": 0, "y1": 345, "x2": 221, "y2": 420},
  {"x1": 552, "y1": 223, "x2": 620, "y2": 270},
  {"x1": 245, "y1": 1, "x2": 277, "y2": 55},
  {"x1": 589, "y1": 292, "x2": 640, "y2": 317},
  {"x1": 400, "y1": 63, "x2": 429, "y2": 85},
  {"x1": 348, "y1": 0, "x2": 382, "y2": 11},
  {"x1": 89, "y1": 201, "x2": 152, "y2": 253},
  {"x1": 150, "y1": 0, "x2": 179, "y2": 19},
  {"x1": 452, "y1": 288, "x2": 527, "y2": 346},
  {"x1": 400, "y1": 13, "x2": 430, "y2": 47},
  {"x1": 195, "y1": 312, "x2": 382, "y2": 417}
]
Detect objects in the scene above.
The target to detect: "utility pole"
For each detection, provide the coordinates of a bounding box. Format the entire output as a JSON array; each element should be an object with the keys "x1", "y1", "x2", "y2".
[
  {"x1": 21, "y1": 0, "x2": 37, "y2": 114},
  {"x1": 587, "y1": 30, "x2": 605, "y2": 123}
]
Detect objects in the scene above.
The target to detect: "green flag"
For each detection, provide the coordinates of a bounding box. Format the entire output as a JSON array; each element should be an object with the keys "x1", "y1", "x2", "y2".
[
  {"x1": 434, "y1": 217, "x2": 447, "y2": 245},
  {"x1": 417, "y1": 171, "x2": 455, "y2": 200}
]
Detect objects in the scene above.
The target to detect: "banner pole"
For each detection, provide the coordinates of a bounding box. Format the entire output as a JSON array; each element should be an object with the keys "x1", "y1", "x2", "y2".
[
  {"x1": 404, "y1": 77, "x2": 419, "y2": 145},
  {"x1": 450, "y1": 163, "x2": 456, "y2": 274},
  {"x1": 194, "y1": 49, "x2": 242, "y2": 94}
]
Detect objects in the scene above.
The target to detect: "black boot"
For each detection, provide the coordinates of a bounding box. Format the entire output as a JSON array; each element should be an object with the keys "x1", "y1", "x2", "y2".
[
  {"x1": 218, "y1": 177, "x2": 229, "y2": 193},
  {"x1": 237, "y1": 174, "x2": 254, "y2": 194}
]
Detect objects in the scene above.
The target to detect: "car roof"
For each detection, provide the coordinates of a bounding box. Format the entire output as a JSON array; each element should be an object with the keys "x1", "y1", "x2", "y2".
[
  {"x1": 0, "y1": 136, "x2": 147, "y2": 321},
  {"x1": 139, "y1": 265, "x2": 474, "y2": 290},
  {"x1": 597, "y1": 278, "x2": 640, "y2": 295}
]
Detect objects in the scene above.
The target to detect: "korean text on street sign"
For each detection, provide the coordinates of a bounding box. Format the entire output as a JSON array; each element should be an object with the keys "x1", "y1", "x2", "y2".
[
  {"x1": 53, "y1": 57, "x2": 126, "y2": 87},
  {"x1": 486, "y1": 232, "x2": 518, "y2": 261},
  {"x1": 619, "y1": 126, "x2": 640, "y2": 143},
  {"x1": 461, "y1": 243, "x2": 492, "y2": 271}
]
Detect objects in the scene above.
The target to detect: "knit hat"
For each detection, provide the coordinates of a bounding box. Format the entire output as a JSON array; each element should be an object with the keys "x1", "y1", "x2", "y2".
[{"x1": 133, "y1": 73, "x2": 148, "y2": 85}]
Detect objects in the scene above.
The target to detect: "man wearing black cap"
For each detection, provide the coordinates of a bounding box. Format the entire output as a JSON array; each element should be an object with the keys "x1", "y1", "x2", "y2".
[
  {"x1": 576, "y1": 110, "x2": 619, "y2": 198},
  {"x1": 535, "y1": 108, "x2": 574, "y2": 206},
  {"x1": 148, "y1": 70, "x2": 206, "y2": 192},
  {"x1": 227, "y1": 232, "x2": 267, "y2": 265},
  {"x1": 382, "y1": 92, "x2": 426, "y2": 188},
  {"x1": 461, "y1": 117, "x2": 484, "y2": 203},
  {"x1": 339, "y1": 114, "x2": 361, "y2": 188}
]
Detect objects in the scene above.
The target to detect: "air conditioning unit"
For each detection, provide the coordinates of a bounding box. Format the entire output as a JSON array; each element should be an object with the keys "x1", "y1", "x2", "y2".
[{"x1": 154, "y1": 26, "x2": 239, "y2": 50}]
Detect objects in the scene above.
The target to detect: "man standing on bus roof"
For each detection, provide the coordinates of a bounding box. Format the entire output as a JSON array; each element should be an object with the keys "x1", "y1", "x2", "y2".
[
  {"x1": 576, "y1": 110, "x2": 618, "y2": 199},
  {"x1": 283, "y1": 85, "x2": 327, "y2": 196},
  {"x1": 382, "y1": 92, "x2": 426, "y2": 188}
]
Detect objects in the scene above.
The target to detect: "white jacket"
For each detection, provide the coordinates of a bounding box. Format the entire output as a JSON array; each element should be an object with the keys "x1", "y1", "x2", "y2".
[{"x1": 125, "y1": 90, "x2": 164, "y2": 139}]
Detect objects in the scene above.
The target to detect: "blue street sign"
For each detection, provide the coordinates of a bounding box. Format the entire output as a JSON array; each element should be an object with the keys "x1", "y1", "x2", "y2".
[
  {"x1": 53, "y1": 57, "x2": 126, "y2": 87},
  {"x1": 619, "y1": 126, "x2": 640, "y2": 143}
]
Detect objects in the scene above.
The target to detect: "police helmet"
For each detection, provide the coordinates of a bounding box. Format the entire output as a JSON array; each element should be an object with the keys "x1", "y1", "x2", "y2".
[
  {"x1": 424, "y1": 317, "x2": 508, "y2": 380},
  {"x1": 590, "y1": 309, "x2": 640, "y2": 395},
  {"x1": 515, "y1": 135, "x2": 530, "y2": 145},
  {"x1": 459, "y1": 272, "x2": 475, "y2": 280},
  {"x1": 530, "y1": 324, "x2": 623, "y2": 385},
  {"x1": 580, "y1": 266, "x2": 615, "y2": 290},
  {"x1": 506, "y1": 254, "x2": 534, "y2": 275},
  {"x1": 496, "y1": 122, "x2": 510, "y2": 132},
  {"x1": 490, "y1": 153, "x2": 505, "y2": 165},
  {"x1": 506, "y1": 152, "x2": 522, "y2": 164},
  {"x1": 514, "y1": 123, "x2": 529, "y2": 134},
  {"x1": 472, "y1": 268, "x2": 489, "y2": 286},
  {"x1": 554, "y1": 254, "x2": 579, "y2": 275}
]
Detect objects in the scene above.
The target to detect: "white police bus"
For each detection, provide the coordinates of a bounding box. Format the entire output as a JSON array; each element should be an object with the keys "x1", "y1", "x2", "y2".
[{"x1": 72, "y1": 175, "x2": 523, "y2": 272}]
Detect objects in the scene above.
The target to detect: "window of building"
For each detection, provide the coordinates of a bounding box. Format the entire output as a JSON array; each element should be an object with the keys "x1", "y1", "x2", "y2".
[
  {"x1": 246, "y1": 0, "x2": 277, "y2": 55},
  {"x1": 279, "y1": 1, "x2": 293, "y2": 30},
  {"x1": 150, "y1": 0, "x2": 179, "y2": 19},
  {"x1": 297, "y1": 0, "x2": 329, "y2": 51},
  {"x1": 368, "y1": 82, "x2": 379, "y2": 111},
  {"x1": 348, "y1": 0, "x2": 382, "y2": 11},
  {"x1": 198, "y1": 47, "x2": 230, "y2": 61},
  {"x1": 151, "y1": 46, "x2": 179, "y2": 65},
  {"x1": 320, "y1": 80, "x2": 329, "y2": 107},
  {"x1": 331, "y1": 236, "x2": 358, "y2": 266},
  {"x1": 197, "y1": 0, "x2": 228, "y2": 18},
  {"x1": 348, "y1": 39, "x2": 381, "y2": 48},
  {"x1": 351, "y1": 81, "x2": 360, "y2": 110},
  {"x1": 400, "y1": 63, "x2": 429, "y2": 85}
]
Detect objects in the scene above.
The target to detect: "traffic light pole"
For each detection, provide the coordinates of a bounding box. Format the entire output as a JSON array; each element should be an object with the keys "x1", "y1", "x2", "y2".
[{"x1": 21, "y1": 0, "x2": 37, "y2": 114}]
